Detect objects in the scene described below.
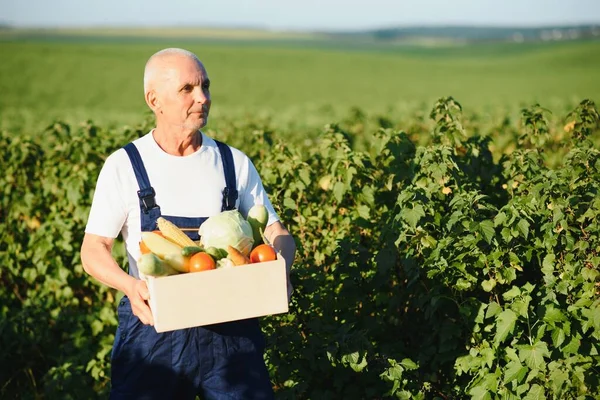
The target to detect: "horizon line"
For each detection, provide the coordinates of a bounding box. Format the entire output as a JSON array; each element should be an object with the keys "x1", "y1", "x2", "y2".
[{"x1": 2, "y1": 21, "x2": 600, "y2": 33}]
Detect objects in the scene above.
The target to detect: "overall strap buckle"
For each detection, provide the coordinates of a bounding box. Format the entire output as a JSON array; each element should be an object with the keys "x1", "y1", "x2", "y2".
[
  {"x1": 138, "y1": 187, "x2": 158, "y2": 213},
  {"x1": 215, "y1": 140, "x2": 238, "y2": 211},
  {"x1": 222, "y1": 187, "x2": 238, "y2": 211}
]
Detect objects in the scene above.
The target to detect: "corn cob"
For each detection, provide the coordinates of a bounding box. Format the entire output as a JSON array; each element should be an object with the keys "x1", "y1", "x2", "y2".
[{"x1": 157, "y1": 217, "x2": 197, "y2": 248}]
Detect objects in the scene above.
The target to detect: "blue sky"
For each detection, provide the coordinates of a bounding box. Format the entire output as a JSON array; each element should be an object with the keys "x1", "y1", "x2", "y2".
[{"x1": 2, "y1": 0, "x2": 600, "y2": 31}]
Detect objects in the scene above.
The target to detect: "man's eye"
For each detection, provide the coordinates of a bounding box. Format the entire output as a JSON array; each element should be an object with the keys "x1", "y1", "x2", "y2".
[
  {"x1": 203, "y1": 83, "x2": 210, "y2": 90},
  {"x1": 183, "y1": 85, "x2": 193, "y2": 92}
]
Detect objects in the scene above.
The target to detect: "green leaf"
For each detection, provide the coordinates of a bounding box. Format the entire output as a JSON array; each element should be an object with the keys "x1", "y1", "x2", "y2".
[
  {"x1": 551, "y1": 328, "x2": 566, "y2": 349},
  {"x1": 482, "y1": 279, "x2": 496, "y2": 292},
  {"x1": 401, "y1": 204, "x2": 425, "y2": 229},
  {"x1": 502, "y1": 286, "x2": 521, "y2": 301},
  {"x1": 495, "y1": 309, "x2": 517, "y2": 345},
  {"x1": 494, "y1": 211, "x2": 507, "y2": 227},
  {"x1": 283, "y1": 197, "x2": 296, "y2": 210},
  {"x1": 356, "y1": 204, "x2": 370, "y2": 219},
  {"x1": 501, "y1": 227, "x2": 512, "y2": 243},
  {"x1": 469, "y1": 386, "x2": 492, "y2": 400},
  {"x1": 543, "y1": 305, "x2": 566, "y2": 325},
  {"x1": 341, "y1": 351, "x2": 368, "y2": 372},
  {"x1": 518, "y1": 342, "x2": 549, "y2": 370},
  {"x1": 455, "y1": 278, "x2": 473, "y2": 291},
  {"x1": 381, "y1": 360, "x2": 404, "y2": 381},
  {"x1": 420, "y1": 235, "x2": 437, "y2": 248},
  {"x1": 548, "y1": 367, "x2": 568, "y2": 394},
  {"x1": 541, "y1": 253, "x2": 555, "y2": 273},
  {"x1": 594, "y1": 304, "x2": 600, "y2": 331},
  {"x1": 399, "y1": 358, "x2": 418, "y2": 370},
  {"x1": 298, "y1": 168, "x2": 311, "y2": 186},
  {"x1": 454, "y1": 354, "x2": 474, "y2": 374},
  {"x1": 333, "y1": 181, "x2": 346, "y2": 203},
  {"x1": 510, "y1": 300, "x2": 528, "y2": 318},
  {"x1": 521, "y1": 282, "x2": 535, "y2": 294},
  {"x1": 523, "y1": 384, "x2": 545, "y2": 400},
  {"x1": 505, "y1": 347, "x2": 519, "y2": 362},
  {"x1": 481, "y1": 347, "x2": 494, "y2": 368},
  {"x1": 479, "y1": 220, "x2": 495, "y2": 244},
  {"x1": 486, "y1": 302, "x2": 502, "y2": 319},
  {"x1": 503, "y1": 360, "x2": 528, "y2": 384},
  {"x1": 562, "y1": 335, "x2": 581, "y2": 355},
  {"x1": 517, "y1": 219, "x2": 530, "y2": 239}
]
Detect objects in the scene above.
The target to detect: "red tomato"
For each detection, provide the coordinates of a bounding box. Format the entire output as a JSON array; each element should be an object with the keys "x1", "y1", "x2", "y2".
[
  {"x1": 188, "y1": 252, "x2": 216, "y2": 272},
  {"x1": 250, "y1": 244, "x2": 277, "y2": 263}
]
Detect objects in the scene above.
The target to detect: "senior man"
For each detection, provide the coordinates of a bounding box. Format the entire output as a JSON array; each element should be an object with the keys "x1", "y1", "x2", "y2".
[{"x1": 80, "y1": 48, "x2": 295, "y2": 399}]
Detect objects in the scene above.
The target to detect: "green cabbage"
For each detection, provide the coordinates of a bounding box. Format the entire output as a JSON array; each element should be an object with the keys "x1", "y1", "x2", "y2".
[{"x1": 198, "y1": 210, "x2": 255, "y2": 256}]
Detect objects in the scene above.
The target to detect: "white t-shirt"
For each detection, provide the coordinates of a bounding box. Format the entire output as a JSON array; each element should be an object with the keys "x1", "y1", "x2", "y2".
[{"x1": 85, "y1": 131, "x2": 279, "y2": 263}]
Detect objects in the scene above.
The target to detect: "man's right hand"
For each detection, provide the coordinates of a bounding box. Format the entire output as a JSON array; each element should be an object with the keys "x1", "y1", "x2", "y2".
[
  {"x1": 126, "y1": 279, "x2": 154, "y2": 326},
  {"x1": 81, "y1": 234, "x2": 156, "y2": 326}
]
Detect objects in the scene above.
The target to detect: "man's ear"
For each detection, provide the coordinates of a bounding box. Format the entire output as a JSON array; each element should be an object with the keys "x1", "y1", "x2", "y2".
[{"x1": 145, "y1": 90, "x2": 160, "y2": 112}]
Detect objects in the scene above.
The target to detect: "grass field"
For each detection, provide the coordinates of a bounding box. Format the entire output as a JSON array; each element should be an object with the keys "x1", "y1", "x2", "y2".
[{"x1": 1, "y1": 30, "x2": 599, "y2": 134}]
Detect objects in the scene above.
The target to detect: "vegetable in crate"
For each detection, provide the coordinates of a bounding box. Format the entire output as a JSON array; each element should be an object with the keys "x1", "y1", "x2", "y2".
[
  {"x1": 163, "y1": 253, "x2": 190, "y2": 273},
  {"x1": 250, "y1": 244, "x2": 277, "y2": 263},
  {"x1": 189, "y1": 252, "x2": 216, "y2": 272},
  {"x1": 157, "y1": 217, "x2": 197, "y2": 247},
  {"x1": 141, "y1": 231, "x2": 183, "y2": 258},
  {"x1": 198, "y1": 210, "x2": 254, "y2": 256},
  {"x1": 181, "y1": 245, "x2": 204, "y2": 257},
  {"x1": 227, "y1": 245, "x2": 251, "y2": 266},
  {"x1": 205, "y1": 246, "x2": 228, "y2": 260},
  {"x1": 247, "y1": 204, "x2": 268, "y2": 246},
  {"x1": 138, "y1": 253, "x2": 179, "y2": 277}
]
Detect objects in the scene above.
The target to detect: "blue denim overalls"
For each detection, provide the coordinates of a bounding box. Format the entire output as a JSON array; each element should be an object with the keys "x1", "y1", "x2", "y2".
[{"x1": 109, "y1": 141, "x2": 274, "y2": 400}]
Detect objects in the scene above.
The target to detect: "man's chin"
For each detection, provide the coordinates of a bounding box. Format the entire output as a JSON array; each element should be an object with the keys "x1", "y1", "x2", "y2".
[{"x1": 183, "y1": 118, "x2": 208, "y2": 131}]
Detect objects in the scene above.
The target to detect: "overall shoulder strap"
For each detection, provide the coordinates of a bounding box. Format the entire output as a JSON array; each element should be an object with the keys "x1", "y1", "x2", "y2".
[
  {"x1": 215, "y1": 140, "x2": 238, "y2": 211},
  {"x1": 123, "y1": 142, "x2": 159, "y2": 214}
]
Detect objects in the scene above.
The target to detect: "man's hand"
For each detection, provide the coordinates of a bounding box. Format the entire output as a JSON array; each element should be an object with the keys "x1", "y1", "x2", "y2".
[
  {"x1": 126, "y1": 279, "x2": 154, "y2": 326},
  {"x1": 81, "y1": 233, "x2": 155, "y2": 325}
]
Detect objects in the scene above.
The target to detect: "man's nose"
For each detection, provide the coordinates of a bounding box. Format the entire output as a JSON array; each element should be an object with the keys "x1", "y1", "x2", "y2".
[{"x1": 194, "y1": 87, "x2": 208, "y2": 104}]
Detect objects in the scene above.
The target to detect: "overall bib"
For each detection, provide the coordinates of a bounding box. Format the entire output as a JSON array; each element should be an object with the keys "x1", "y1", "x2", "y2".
[{"x1": 109, "y1": 141, "x2": 274, "y2": 400}]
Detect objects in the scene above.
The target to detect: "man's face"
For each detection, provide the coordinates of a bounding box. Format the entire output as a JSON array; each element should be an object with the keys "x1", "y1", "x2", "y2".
[{"x1": 155, "y1": 55, "x2": 211, "y2": 131}]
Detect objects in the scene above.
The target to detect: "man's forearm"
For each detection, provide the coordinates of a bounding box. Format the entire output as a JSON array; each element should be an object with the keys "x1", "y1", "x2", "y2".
[
  {"x1": 272, "y1": 233, "x2": 296, "y2": 277},
  {"x1": 80, "y1": 236, "x2": 136, "y2": 294}
]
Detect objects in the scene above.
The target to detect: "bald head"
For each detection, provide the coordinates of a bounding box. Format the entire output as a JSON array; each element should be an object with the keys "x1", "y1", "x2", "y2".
[
  {"x1": 142, "y1": 48, "x2": 212, "y2": 132},
  {"x1": 143, "y1": 48, "x2": 203, "y2": 95}
]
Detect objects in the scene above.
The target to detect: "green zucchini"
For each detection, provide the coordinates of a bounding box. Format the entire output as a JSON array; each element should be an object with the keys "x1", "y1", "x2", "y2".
[{"x1": 181, "y1": 245, "x2": 204, "y2": 257}]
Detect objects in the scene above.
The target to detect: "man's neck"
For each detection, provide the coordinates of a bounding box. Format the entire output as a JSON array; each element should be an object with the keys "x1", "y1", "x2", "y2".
[{"x1": 152, "y1": 127, "x2": 202, "y2": 156}]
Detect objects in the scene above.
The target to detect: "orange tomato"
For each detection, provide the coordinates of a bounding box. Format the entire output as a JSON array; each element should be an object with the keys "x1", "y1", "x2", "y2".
[
  {"x1": 188, "y1": 252, "x2": 216, "y2": 272},
  {"x1": 250, "y1": 244, "x2": 277, "y2": 263}
]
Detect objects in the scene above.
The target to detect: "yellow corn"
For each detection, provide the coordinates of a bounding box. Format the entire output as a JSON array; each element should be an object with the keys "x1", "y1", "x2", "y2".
[{"x1": 157, "y1": 217, "x2": 197, "y2": 248}]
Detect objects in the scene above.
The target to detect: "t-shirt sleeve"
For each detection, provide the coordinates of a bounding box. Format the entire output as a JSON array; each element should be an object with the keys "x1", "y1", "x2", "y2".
[
  {"x1": 85, "y1": 152, "x2": 129, "y2": 238},
  {"x1": 238, "y1": 156, "x2": 280, "y2": 226}
]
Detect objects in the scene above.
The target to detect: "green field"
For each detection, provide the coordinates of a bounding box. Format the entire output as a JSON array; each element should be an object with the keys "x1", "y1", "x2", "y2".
[{"x1": 2, "y1": 32, "x2": 599, "y2": 134}]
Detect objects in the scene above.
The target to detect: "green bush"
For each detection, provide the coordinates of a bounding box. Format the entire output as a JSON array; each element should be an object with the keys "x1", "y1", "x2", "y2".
[{"x1": 1, "y1": 99, "x2": 598, "y2": 399}]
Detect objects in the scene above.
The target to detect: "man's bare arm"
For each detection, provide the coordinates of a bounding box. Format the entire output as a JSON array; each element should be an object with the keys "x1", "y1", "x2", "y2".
[
  {"x1": 80, "y1": 233, "x2": 154, "y2": 325},
  {"x1": 264, "y1": 221, "x2": 296, "y2": 299}
]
